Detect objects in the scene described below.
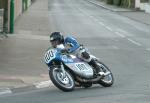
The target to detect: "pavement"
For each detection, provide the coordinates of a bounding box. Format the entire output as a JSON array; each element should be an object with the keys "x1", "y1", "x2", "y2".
[
  {"x1": 87, "y1": 0, "x2": 150, "y2": 25},
  {"x1": 0, "y1": 0, "x2": 52, "y2": 95},
  {"x1": 0, "y1": 0, "x2": 150, "y2": 95}
]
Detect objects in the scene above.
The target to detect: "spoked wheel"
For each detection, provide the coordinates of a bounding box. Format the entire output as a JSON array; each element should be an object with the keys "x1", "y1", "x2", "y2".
[
  {"x1": 96, "y1": 61, "x2": 114, "y2": 87},
  {"x1": 49, "y1": 67, "x2": 75, "y2": 92}
]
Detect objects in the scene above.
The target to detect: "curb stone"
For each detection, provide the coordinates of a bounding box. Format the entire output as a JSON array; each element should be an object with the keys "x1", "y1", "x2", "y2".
[
  {"x1": 0, "y1": 88, "x2": 12, "y2": 95},
  {"x1": 86, "y1": 0, "x2": 135, "y2": 12},
  {"x1": 34, "y1": 80, "x2": 52, "y2": 89},
  {"x1": 0, "y1": 80, "x2": 52, "y2": 96},
  {"x1": 86, "y1": 0, "x2": 150, "y2": 26}
]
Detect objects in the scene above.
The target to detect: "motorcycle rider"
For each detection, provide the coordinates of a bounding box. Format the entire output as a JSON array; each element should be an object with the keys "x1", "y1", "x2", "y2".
[
  {"x1": 50, "y1": 32, "x2": 65, "y2": 49},
  {"x1": 49, "y1": 32, "x2": 104, "y2": 76}
]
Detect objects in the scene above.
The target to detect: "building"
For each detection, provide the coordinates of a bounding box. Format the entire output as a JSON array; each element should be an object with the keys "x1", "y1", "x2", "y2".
[
  {"x1": 0, "y1": 0, "x2": 9, "y2": 33},
  {"x1": 0, "y1": 0, "x2": 33, "y2": 33},
  {"x1": 134, "y1": 0, "x2": 150, "y2": 13},
  {"x1": 144, "y1": 0, "x2": 150, "y2": 13}
]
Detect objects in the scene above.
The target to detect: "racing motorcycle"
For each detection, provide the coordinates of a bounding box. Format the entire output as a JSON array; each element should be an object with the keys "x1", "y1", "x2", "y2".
[{"x1": 44, "y1": 47, "x2": 114, "y2": 92}]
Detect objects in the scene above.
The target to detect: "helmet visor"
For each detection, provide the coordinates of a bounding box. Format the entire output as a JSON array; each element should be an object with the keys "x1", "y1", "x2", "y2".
[{"x1": 50, "y1": 40, "x2": 59, "y2": 48}]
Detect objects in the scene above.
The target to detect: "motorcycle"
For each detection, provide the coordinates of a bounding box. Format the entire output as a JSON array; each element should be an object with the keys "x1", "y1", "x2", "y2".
[{"x1": 44, "y1": 47, "x2": 114, "y2": 92}]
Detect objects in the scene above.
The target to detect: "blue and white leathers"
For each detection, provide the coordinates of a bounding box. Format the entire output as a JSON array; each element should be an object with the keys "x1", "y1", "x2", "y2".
[
  {"x1": 64, "y1": 36, "x2": 80, "y2": 53},
  {"x1": 44, "y1": 46, "x2": 94, "y2": 78},
  {"x1": 44, "y1": 44, "x2": 114, "y2": 92},
  {"x1": 64, "y1": 36, "x2": 92, "y2": 62}
]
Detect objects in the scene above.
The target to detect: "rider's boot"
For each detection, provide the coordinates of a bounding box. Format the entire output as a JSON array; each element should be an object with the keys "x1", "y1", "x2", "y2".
[
  {"x1": 81, "y1": 51, "x2": 105, "y2": 76},
  {"x1": 89, "y1": 59, "x2": 105, "y2": 76}
]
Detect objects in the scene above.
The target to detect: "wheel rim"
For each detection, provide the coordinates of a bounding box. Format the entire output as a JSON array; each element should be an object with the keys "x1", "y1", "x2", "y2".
[
  {"x1": 97, "y1": 63, "x2": 113, "y2": 84},
  {"x1": 53, "y1": 68, "x2": 74, "y2": 89}
]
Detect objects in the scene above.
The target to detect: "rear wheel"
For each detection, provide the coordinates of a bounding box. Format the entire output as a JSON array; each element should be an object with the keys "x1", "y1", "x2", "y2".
[
  {"x1": 49, "y1": 67, "x2": 75, "y2": 92},
  {"x1": 96, "y1": 61, "x2": 114, "y2": 87}
]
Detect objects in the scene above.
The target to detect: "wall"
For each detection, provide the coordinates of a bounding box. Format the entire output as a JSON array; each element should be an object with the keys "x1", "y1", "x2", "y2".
[
  {"x1": 0, "y1": 0, "x2": 33, "y2": 33},
  {"x1": 139, "y1": 0, "x2": 150, "y2": 13},
  {"x1": 0, "y1": 0, "x2": 9, "y2": 32},
  {"x1": 28, "y1": 0, "x2": 31, "y2": 6},
  {"x1": 22, "y1": 0, "x2": 32, "y2": 12},
  {"x1": 145, "y1": 3, "x2": 150, "y2": 13},
  {"x1": 14, "y1": 0, "x2": 22, "y2": 20},
  {"x1": 14, "y1": 0, "x2": 32, "y2": 20}
]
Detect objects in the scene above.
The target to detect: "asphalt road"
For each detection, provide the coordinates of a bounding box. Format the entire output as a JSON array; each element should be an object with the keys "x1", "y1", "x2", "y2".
[{"x1": 1, "y1": 0, "x2": 150, "y2": 102}]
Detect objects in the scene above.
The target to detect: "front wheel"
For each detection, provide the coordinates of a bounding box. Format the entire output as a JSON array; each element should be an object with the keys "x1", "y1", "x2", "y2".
[
  {"x1": 49, "y1": 67, "x2": 75, "y2": 92},
  {"x1": 96, "y1": 61, "x2": 114, "y2": 87}
]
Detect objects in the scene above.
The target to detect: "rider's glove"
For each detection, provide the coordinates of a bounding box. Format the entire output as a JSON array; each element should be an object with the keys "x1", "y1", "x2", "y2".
[{"x1": 61, "y1": 49, "x2": 69, "y2": 54}]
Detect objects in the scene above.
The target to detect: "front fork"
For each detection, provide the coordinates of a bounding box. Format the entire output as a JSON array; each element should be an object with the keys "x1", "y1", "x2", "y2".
[
  {"x1": 60, "y1": 63, "x2": 67, "y2": 78},
  {"x1": 48, "y1": 63, "x2": 66, "y2": 78}
]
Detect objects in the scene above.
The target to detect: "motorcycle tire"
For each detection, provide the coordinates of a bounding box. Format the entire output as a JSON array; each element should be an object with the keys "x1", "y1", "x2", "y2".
[
  {"x1": 49, "y1": 67, "x2": 75, "y2": 92},
  {"x1": 96, "y1": 61, "x2": 114, "y2": 87}
]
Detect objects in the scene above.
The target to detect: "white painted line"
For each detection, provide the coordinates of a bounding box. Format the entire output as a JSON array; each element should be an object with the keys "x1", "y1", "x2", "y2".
[
  {"x1": 105, "y1": 26, "x2": 113, "y2": 31},
  {"x1": 98, "y1": 22, "x2": 105, "y2": 26},
  {"x1": 87, "y1": 45, "x2": 119, "y2": 50},
  {"x1": 98, "y1": 17, "x2": 105, "y2": 21},
  {"x1": 147, "y1": 60, "x2": 150, "y2": 64},
  {"x1": 78, "y1": 8, "x2": 89, "y2": 16},
  {"x1": 0, "y1": 88, "x2": 12, "y2": 95},
  {"x1": 127, "y1": 38, "x2": 142, "y2": 46},
  {"x1": 115, "y1": 32, "x2": 126, "y2": 38},
  {"x1": 117, "y1": 28, "x2": 128, "y2": 34},
  {"x1": 89, "y1": 15, "x2": 94, "y2": 18},
  {"x1": 146, "y1": 48, "x2": 150, "y2": 51},
  {"x1": 35, "y1": 81, "x2": 52, "y2": 89},
  {"x1": 112, "y1": 46, "x2": 119, "y2": 49},
  {"x1": 94, "y1": 18, "x2": 99, "y2": 22}
]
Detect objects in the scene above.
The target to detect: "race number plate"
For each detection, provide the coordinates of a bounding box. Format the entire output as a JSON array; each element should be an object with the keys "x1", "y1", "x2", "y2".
[
  {"x1": 75, "y1": 63, "x2": 89, "y2": 71},
  {"x1": 44, "y1": 49, "x2": 56, "y2": 64}
]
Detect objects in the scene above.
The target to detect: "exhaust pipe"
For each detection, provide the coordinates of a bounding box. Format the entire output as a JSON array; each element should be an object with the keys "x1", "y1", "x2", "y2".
[{"x1": 76, "y1": 71, "x2": 110, "y2": 83}]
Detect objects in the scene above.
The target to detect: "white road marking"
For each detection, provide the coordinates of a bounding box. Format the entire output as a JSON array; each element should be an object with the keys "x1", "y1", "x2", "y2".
[
  {"x1": 89, "y1": 15, "x2": 94, "y2": 18},
  {"x1": 146, "y1": 48, "x2": 150, "y2": 51},
  {"x1": 78, "y1": 7, "x2": 110, "y2": 31},
  {"x1": 98, "y1": 22, "x2": 105, "y2": 26},
  {"x1": 0, "y1": 88, "x2": 12, "y2": 95},
  {"x1": 35, "y1": 80, "x2": 53, "y2": 89},
  {"x1": 117, "y1": 28, "x2": 128, "y2": 34},
  {"x1": 127, "y1": 38, "x2": 142, "y2": 46},
  {"x1": 78, "y1": 8, "x2": 89, "y2": 16},
  {"x1": 88, "y1": 45, "x2": 119, "y2": 50},
  {"x1": 115, "y1": 32, "x2": 126, "y2": 38},
  {"x1": 94, "y1": 18, "x2": 99, "y2": 22},
  {"x1": 112, "y1": 46, "x2": 119, "y2": 49},
  {"x1": 105, "y1": 26, "x2": 113, "y2": 31}
]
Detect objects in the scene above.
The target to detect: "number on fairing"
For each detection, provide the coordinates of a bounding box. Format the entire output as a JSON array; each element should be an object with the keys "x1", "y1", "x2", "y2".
[
  {"x1": 75, "y1": 63, "x2": 88, "y2": 71},
  {"x1": 45, "y1": 49, "x2": 56, "y2": 63}
]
